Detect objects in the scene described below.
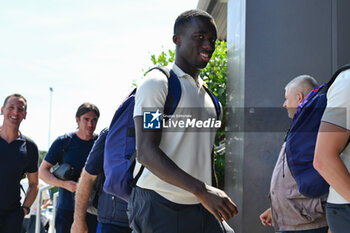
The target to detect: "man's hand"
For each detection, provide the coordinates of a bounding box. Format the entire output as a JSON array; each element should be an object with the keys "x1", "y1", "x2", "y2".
[
  {"x1": 22, "y1": 207, "x2": 29, "y2": 216},
  {"x1": 63, "y1": 180, "x2": 78, "y2": 193},
  {"x1": 259, "y1": 208, "x2": 272, "y2": 226},
  {"x1": 71, "y1": 220, "x2": 88, "y2": 233},
  {"x1": 196, "y1": 184, "x2": 238, "y2": 222}
]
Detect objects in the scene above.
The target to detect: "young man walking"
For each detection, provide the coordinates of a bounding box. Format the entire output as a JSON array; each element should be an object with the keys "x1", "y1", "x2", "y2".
[
  {"x1": 129, "y1": 10, "x2": 237, "y2": 233},
  {"x1": 39, "y1": 103, "x2": 100, "y2": 233}
]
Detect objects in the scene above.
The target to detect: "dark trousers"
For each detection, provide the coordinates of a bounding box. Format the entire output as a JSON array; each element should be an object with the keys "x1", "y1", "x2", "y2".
[
  {"x1": 0, "y1": 207, "x2": 25, "y2": 233},
  {"x1": 100, "y1": 222, "x2": 131, "y2": 233},
  {"x1": 128, "y1": 187, "x2": 231, "y2": 233},
  {"x1": 22, "y1": 215, "x2": 49, "y2": 233},
  {"x1": 326, "y1": 203, "x2": 350, "y2": 233},
  {"x1": 279, "y1": 226, "x2": 328, "y2": 233},
  {"x1": 55, "y1": 209, "x2": 97, "y2": 233}
]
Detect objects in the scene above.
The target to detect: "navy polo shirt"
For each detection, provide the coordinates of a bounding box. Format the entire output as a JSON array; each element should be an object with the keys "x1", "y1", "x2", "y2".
[
  {"x1": 84, "y1": 128, "x2": 129, "y2": 227},
  {"x1": 84, "y1": 129, "x2": 108, "y2": 176},
  {"x1": 0, "y1": 134, "x2": 38, "y2": 211},
  {"x1": 44, "y1": 133, "x2": 96, "y2": 211}
]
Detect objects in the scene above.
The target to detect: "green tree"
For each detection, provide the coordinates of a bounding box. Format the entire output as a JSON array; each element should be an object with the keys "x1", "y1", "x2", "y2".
[
  {"x1": 39, "y1": 150, "x2": 47, "y2": 165},
  {"x1": 146, "y1": 40, "x2": 227, "y2": 189}
]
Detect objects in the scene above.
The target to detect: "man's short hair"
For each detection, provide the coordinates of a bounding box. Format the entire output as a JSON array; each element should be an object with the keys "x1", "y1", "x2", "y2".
[
  {"x1": 174, "y1": 9, "x2": 216, "y2": 35},
  {"x1": 285, "y1": 75, "x2": 319, "y2": 97},
  {"x1": 3, "y1": 93, "x2": 27, "y2": 111},
  {"x1": 75, "y1": 103, "x2": 100, "y2": 119}
]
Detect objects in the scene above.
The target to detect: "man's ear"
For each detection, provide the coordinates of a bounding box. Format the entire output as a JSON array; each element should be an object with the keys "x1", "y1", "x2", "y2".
[
  {"x1": 23, "y1": 111, "x2": 27, "y2": 120},
  {"x1": 173, "y1": 34, "x2": 181, "y2": 46},
  {"x1": 0, "y1": 107, "x2": 3, "y2": 115},
  {"x1": 76, "y1": 117, "x2": 80, "y2": 124},
  {"x1": 297, "y1": 92, "x2": 304, "y2": 104}
]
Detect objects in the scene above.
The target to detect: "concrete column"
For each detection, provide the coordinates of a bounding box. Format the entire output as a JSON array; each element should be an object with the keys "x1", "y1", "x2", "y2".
[{"x1": 225, "y1": 0, "x2": 350, "y2": 232}]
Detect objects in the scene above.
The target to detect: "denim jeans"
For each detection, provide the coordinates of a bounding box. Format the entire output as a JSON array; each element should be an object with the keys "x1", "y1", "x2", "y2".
[
  {"x1": 326, "y1": 203, "x2": 350, "y2": 233},
  {"x1": 100, "y1": 222, "x2": 131, "y2": 233}
]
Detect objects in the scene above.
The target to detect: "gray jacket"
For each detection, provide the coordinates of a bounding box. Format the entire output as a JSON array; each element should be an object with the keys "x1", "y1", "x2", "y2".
[{"x1": 270, "y1": 142, "x2": 328, "y2": 231}]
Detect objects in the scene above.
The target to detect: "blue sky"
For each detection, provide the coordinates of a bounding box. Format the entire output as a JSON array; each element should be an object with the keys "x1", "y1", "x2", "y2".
[{"x1": 0, "y1": 0, "x2": 198, "y2": 150}]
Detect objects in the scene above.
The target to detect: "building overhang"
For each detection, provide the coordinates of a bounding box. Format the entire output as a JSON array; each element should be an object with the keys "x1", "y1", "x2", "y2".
[{"x1": 197, "y1": 0, "x2": 227, "y2": 40}]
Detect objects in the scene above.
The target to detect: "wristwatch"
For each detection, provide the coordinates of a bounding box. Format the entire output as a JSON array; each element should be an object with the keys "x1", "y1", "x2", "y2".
[{"x1": 22, "y1": 205, "x2": 30, "y2": 215}]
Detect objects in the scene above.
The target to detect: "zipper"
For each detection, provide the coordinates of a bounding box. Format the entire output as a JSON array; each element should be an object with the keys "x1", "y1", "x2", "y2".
[{"x1": 282, "y1": 129, "x2": 290, "y2": 178}]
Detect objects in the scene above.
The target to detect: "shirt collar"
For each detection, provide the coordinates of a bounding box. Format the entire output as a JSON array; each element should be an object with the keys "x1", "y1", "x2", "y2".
[
  {"x1": 0, "y1": 131, "x2": 25, "y2": 143},
  {"x1": 171, "y1": 64, "x2": 207, "y2": 89},
  {"x1": 17, "y1": 132, "x2": 25, "y2": 141}
]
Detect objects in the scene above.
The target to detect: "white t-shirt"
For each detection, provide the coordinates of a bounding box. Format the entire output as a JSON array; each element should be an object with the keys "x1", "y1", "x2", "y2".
[
  {"x1": 321, "y1": 69, "x2": 350, "y2": 204},
  {"x1": 133, "y1": 64, "x2": 220, "y2": 204}
]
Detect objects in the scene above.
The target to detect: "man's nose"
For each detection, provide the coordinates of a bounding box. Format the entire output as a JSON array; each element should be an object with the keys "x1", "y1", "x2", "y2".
[
  {"x1": 13, "y1": 108, "x2": 21, "y2": 114},
  {"x1": 283, "y1": 101, "x2": 287, "y2": 109},
  {"x1": 202, "y1": 39, "x2": 214, "y2": 51}
]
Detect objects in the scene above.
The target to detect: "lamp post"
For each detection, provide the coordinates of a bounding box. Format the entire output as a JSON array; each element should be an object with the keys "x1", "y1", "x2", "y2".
[{"x1": 48, "y1": 87, "x2": 53, "y2": 149}]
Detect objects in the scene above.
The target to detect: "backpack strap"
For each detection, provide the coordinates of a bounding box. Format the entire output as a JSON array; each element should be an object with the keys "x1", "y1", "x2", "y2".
[
  {"x1": 132, "y1": 163, "x2": 145, "y2": 187},
  {"x1": 164, "y1": 69, "x2": 182, "y2": 116},
  {"x1": 211, "y1": 147, "x2": 218, "y2": 188},
  {"x1": 202, "y1": 86, "x2": 221, "y2": 187},
  {"x1": 326, "y1": 64, "x2": 350, "y2": 90},
  {"x1": 58, "y1": 133, "x2": 73, "y2": 164},
  {"x1": 325, "y1": 64, "x2": 350, "y2": 152},
  {"x1": 315, "y1": 64, "x2": 350, "y2": 95},
  {"x1": 148, "y1": 67, "x2": 182, "y2": 117},
  {"x1": 202, "y1": 84, "x2": 222, "y2": 189},
  {"x1": 203, "y1": 85, "x2": 221, "y2": 120}
]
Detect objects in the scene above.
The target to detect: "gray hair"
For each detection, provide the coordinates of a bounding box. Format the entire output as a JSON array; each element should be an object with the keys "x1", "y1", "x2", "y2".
[{"x1": 285, "y1": 75, "x2": 319, "y2": 97}]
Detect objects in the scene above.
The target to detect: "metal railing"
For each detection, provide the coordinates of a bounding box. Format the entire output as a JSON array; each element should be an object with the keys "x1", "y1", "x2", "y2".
[
  {"x1": 34, "y1": 184, "x2": 52, "y2": 233},
  {"x1": 50, "y1": 192, "x2": 59, "y2": 233}
]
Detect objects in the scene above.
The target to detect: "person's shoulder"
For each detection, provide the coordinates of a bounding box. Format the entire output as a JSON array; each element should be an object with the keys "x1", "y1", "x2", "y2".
[
  {"x1": 138, "y1": 68, "x2": 169, "y2": 90},
  {"x1": 22, "y1": 135, "x2": 38, "y2": 149},
  {"x1": 56, "y1": 132, "x2": 75, "y2": 141},
  {"x1": 340, "y1": 69, "x2": 350, "y2": 88},
  {"x1": 340, "y1": 68, "x2": 350, "y2": 77},
  {"x1": 23, "y1": 135, "x2": 34, "y2": 143},
  {"x1": 21, "y1": 135, "x2": 39, "y2": 159},
  {"x1": 328, "y1": 70, "x2": 350, "y2": 98},
  {"x1": 99, "y1": 127, "x2": 109, "y2": 137},
  {"x1": 332, "y1": 69, "x2": 350, "y2": 86},
  {"x1": 50, "y1": 132, "x2": 75, "y2": 149}
]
